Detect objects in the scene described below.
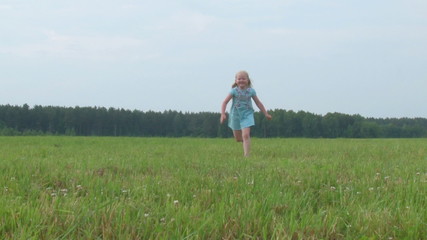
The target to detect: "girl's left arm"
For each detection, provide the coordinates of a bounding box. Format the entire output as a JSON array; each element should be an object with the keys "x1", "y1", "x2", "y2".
[{"x1": 252, "y1": 96, "x2": 272, "y2": 120}]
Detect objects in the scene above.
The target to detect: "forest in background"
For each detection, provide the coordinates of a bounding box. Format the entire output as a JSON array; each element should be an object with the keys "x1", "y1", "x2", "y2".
[{"x1": 0, "y1": 104, "x2": 426, "y2": 138}]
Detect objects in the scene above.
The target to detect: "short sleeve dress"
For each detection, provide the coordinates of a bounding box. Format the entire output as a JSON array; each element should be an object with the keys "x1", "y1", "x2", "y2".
[{"x1": 228, "y1": 87, "x2": 257, "y2": 130}]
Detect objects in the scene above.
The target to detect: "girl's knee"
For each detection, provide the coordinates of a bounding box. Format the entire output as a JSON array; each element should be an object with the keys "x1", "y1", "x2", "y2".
[
  {"x1": 242, "y1": 131, "x2": 250, "y2": 141},
  {"x1": 242, "y1": 133, "x2": 250, "y2": 141},
  {"x1": 242, "y1": 128, "x2": 251, "y2": 141}
]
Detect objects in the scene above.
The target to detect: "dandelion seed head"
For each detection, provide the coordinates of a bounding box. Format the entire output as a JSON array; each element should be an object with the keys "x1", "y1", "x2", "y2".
[
  {"x1": 369, "y1": 187, "x2": 374, "y2": 191},
  {"x1": 144, "y1": 213, "x2": 149, "y2": 217},
  {"x1": 330, "y1": 186, "x2": 336, "y2": 191},
  {"x1": 174, "y1": 200, "x2": 179, "y2": 205}
]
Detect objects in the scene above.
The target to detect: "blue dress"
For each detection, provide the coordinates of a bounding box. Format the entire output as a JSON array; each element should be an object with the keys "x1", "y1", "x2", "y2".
[{"x1": 228, "y1": 87, "x2": 256, "y2": 130}]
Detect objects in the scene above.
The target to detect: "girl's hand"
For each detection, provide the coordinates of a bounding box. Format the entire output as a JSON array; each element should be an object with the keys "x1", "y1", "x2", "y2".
[
  {"x1": 265, "y1": 113, "x2": 272, "y2": 120},
  {"x1": 220, "y1": 113, "x2": 227, "y2": 124}
]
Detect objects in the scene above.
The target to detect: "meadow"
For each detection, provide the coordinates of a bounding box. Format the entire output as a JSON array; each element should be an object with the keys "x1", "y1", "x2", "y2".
[{"x1": 0, "y1": 137, "x2": 426, "y2": 239}]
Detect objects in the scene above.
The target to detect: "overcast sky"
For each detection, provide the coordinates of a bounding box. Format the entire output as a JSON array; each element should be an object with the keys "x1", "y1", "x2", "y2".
[{"x1": 1, "y1": 0, "x2": 426, "y2": 118}]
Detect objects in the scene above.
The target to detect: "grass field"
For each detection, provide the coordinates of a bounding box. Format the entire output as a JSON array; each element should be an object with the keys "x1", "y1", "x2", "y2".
[{"x1": 0, "y1": 137, "x2": 426, "y2": 239}]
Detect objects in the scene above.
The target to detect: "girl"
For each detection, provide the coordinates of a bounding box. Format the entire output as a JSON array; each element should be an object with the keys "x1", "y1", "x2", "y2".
[{"x1": 220, "y1": 71, "x2": 272, "y2": 157}]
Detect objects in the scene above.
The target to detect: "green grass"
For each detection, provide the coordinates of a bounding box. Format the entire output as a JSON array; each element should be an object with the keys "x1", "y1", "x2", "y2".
[{"x1": 0, "y1": 137, "x2": 426, "y2": 239}]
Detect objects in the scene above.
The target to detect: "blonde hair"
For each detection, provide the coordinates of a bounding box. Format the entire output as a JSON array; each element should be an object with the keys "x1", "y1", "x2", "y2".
[{"x1": 232, "y1": 70, "x2": 253, "y2": 88}]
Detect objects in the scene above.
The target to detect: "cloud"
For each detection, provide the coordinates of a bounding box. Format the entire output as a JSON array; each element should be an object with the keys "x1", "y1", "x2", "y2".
[
  {"x1": 1, "y1": 30, "x2": 149, "y2": 61},
  {"x1": 0, "y1": 4, "x2": 12, "y2": 10},
  {"x1": 156, "y1": 10, "x2": 217, "y2": 35}
]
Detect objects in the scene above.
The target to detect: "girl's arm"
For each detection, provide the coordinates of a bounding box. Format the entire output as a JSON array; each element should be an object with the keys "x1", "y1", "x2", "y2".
[
  {"x1": 220, "y1": 94, "x2": 233, "y2": 123},
  {"x1": 252, "y1": 96, "x2": 272, "y2": 120}
]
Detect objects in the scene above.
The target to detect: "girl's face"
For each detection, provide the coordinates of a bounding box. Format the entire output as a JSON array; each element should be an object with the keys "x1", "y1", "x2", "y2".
[{"x1": 235, "y1": 73, "x2": 249, "y2": 89}]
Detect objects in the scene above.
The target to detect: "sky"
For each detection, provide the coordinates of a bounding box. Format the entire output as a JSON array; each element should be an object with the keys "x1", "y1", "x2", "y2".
[{"x1": 1, "y1": 0, "x2": 426, "y2": 118}]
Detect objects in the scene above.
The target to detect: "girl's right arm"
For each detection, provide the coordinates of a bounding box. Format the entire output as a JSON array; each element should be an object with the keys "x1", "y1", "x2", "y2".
[{"x1": 220, "y1": 94, "x2": 233, "y2": 124}]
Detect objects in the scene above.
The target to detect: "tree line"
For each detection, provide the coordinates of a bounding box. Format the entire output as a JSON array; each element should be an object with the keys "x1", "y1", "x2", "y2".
[{"x1": 0, "y1": 104, "x2": 426, "y2": 138}]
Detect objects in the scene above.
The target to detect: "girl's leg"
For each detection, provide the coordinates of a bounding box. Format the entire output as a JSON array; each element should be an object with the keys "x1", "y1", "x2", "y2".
[
  {"x1": 242, "y1": 127, "x2": 251, "y2": 157},
  {"x1": 233, "y1": 130, "x2": 243, "y2": 142}
]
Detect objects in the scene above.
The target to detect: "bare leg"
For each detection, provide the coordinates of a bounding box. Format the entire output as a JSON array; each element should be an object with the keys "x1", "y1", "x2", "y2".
[
  {"x1": 233, "y1": 130, "x2": 243, "y2": 142},
  {"x1": 242, "y1": 127, "x2": 251, "y2": 157}
]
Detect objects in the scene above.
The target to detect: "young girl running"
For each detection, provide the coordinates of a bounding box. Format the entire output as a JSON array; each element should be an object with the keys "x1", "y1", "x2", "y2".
[{"x1": 220, "y1": 71, "x2": 272, "y2": 157}]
